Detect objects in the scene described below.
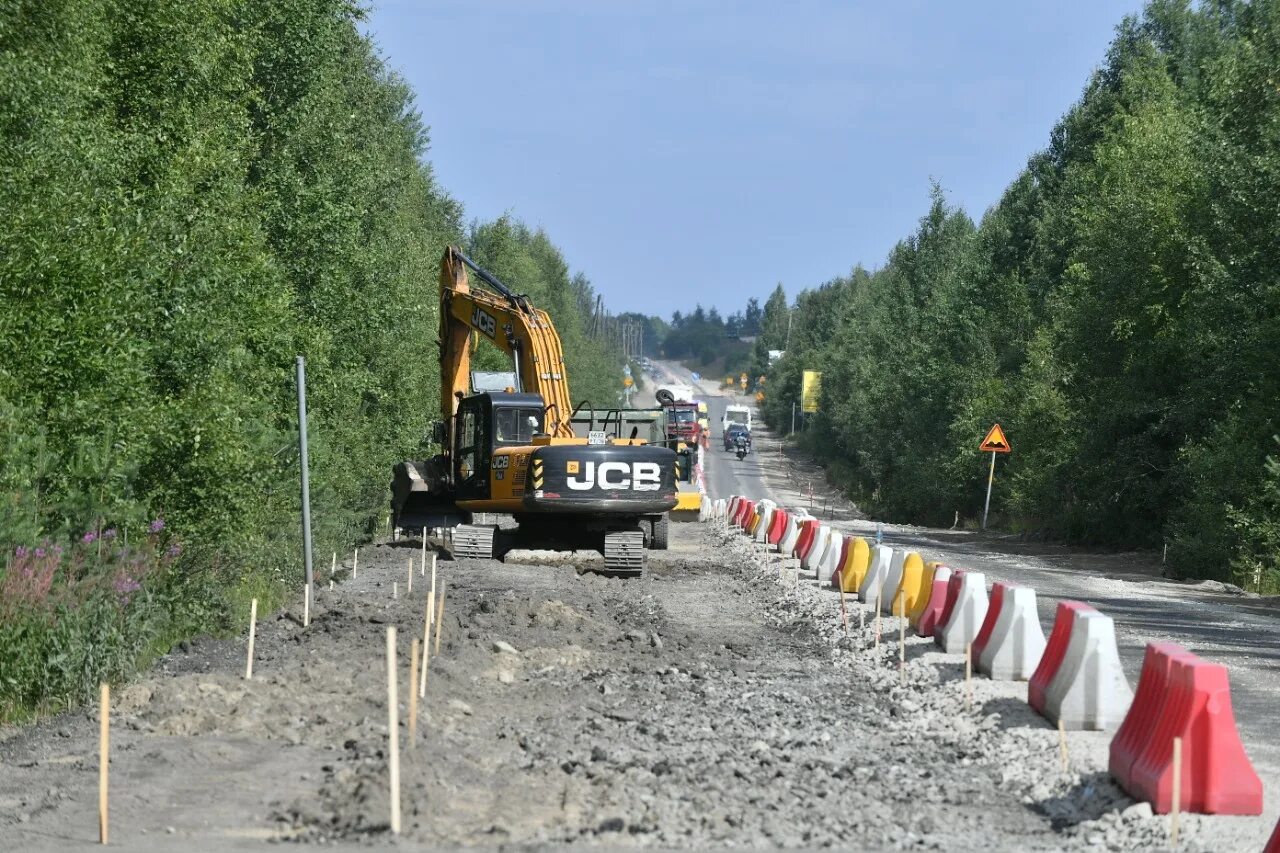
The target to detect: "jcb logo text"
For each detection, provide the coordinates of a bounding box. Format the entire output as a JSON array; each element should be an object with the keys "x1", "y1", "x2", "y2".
[
  {"x1": 472, "y1": 307, "x2": 497, "y2": 338},
  {"x1": 566, "y1": 461, "x2": 661, "y2": 491}
]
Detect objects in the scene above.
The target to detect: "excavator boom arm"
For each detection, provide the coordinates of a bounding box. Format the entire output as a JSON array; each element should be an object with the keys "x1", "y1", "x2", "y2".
[{"x1": 438, "y1": 247, "x2": 575, "y2": 438}]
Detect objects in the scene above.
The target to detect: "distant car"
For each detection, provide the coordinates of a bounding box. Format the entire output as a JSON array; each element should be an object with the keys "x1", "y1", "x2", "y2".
[{"x1": 723, "y1": 424, "x2": 751, "y2": 452}]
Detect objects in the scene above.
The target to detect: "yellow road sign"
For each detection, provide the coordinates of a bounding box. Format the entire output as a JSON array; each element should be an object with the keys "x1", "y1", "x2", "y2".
[
  {"x1": 801, "y1": 370, "x2": 822, "y2": 413},
  {"x1": 980, "y1": 423, "x2": 1011, "y2": 453}
]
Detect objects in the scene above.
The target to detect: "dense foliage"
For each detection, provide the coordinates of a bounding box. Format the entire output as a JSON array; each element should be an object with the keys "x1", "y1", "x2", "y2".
[
  {"x1": 660, "y1": 304, "x2": 759, "y2": 378},
  {"x1": 0, "y1": 0, "x2": 624, "y2": 717},
  {"x1": 696, "y1": 1, "x2": 1280, "y2": 591}
]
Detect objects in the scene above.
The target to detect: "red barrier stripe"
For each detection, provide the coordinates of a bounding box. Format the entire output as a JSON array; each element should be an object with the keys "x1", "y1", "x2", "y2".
[{"x1": 1028, "y1": 601, "x2": 1096, "y2": 714}]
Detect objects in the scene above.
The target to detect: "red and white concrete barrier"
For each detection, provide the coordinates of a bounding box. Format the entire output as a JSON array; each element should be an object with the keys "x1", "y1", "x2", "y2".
[
  {"x1": 779, "y1": 513, "x2": 804, "y2": 554},
  {"x1": 937, "y1": 571, "x2": 988, "y2": 654},
  {"x1": 1043, "y1": 610, "x2": 1132, "y2": 730},
  {"x1": 974, "y1": 584, "x2": 1045, "y2": 680},
  {"x1": 1028, "y1": 601, "x2": 1097, "y2": 715},
  {"x1": 858, "y1": 545, "x2": 893, "y2": 604},
  {"x1": 879, "y1": 549, "x2": 908, "y2": 614}
]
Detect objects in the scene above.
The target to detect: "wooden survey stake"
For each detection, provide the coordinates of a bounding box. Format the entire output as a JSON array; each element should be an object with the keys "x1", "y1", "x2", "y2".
[
  {"x1": 386, "y1": 628, "x2": 401, "y2": 834},
  {"x1": 408, "y1": 639, "x2": 420, "y2": 748},
  {"x1": 245, "y1": 598, "x2": 257, "y2": 680},
  {"x1": 434, "y1": 580, "x2": 446, "y2": 655},
  {"x1": 99, "y1": 683, "x2": 109, "y2": 845}
]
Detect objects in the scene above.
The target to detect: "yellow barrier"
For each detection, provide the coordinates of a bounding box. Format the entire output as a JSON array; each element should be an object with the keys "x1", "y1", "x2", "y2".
[
  {"x1": 897, "y1": 552, "x2": 928, "y2": 614},
  {"x1": 908, "y1": 560, "x2": 942, "y2": 627},
  {"x1": 839, "y1": 536, "x2": 870, "y2": 593}
]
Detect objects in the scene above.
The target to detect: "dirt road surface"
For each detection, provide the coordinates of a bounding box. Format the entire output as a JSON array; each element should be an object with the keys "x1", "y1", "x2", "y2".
[{"x1": 0, "y1": 365, "x2": 1275, "y2": 850}]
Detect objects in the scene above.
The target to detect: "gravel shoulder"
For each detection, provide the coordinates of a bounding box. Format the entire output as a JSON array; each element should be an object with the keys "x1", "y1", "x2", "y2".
[{"x1": 660, "y1": 359, "x2": 1280, "y2": 853}]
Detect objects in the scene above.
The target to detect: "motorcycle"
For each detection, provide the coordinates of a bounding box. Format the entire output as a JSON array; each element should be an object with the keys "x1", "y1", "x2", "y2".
[{"x1": 734, "y1": 437, "x2": 750, "y2": 461}]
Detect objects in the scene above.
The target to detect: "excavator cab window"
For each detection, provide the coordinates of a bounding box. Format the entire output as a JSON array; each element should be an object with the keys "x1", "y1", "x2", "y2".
[{"x1": 494, "y1": 407, "x2": 543, "y2": 446}]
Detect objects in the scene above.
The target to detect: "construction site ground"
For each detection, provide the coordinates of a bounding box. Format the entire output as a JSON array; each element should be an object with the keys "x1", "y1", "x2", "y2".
[{"x1": 0, "y1": 363, "x2": 1275, "y2": 850}]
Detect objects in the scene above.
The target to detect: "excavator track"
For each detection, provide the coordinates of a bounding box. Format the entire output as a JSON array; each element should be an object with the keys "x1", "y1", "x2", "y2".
[
  {"x1": 603, "y1": 528, "x2": 646, "y2": 575},
  {"x1": 452, "y1": 524, "x2": 499, "y2": 560}
]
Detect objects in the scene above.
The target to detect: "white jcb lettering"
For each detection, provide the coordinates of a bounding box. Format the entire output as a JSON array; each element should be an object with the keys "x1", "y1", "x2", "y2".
[
  {"x1": 566, "y1": 461, "x2": 595, "y2": 491},
  {"x1": 632, "y1": 462, "x2": 661, "y2": 491},
  {"x1": 597, "y1": 462, "x2": 630, "y2": 489},
  {"x1": 564, "y1": 461, "x2": 663, "y2": 491}
]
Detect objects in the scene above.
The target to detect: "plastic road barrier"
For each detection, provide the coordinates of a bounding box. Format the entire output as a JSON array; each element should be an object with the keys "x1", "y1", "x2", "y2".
[
  {"x1": 937, "y1": 571, "x2": 989, "y2": 654},
  {"x1": 801, "y1": 525, "x2": 829, "y2": 572},
  {"x1": 1110, "y1": 642, "x2": 1194, "y2": 788},
  {"x1": 767, "y1": 510, "x2": 788, "y2": 546},
  {"x1": 829, "y1": 536, "x2": 852, "y2": 588},
  {"x1": 935, "y1": 569, "x2": 969, "y2": 634},
  {"x1": 907, "y1": 562, "x2": 942, "y2": 623},
  {"x1": 1028, "y1": 601, "x2": 1098, "y2": 715},
  {"x1": 752, "y1": 504, "x2": 774, "y2": 540},
  {"x1": 819, "y1": 529, "x2": 844, "y2": 581},
  {"x1": 970, "y1": 582, "x2": 1011, "y2": 665},
  {"x1": 880, "y1": 549, "x2": 908, "y2": 614},
  {"x1": 1043, "y1": 611, "x2": 1132, "y2": 730},
  {"x1": 858, "y1": 546, "x2": 893, "y2": 604},
  {"x1": 912, "y1": 565, "x2": 952, "y2": 638},
  {"x1": 1125, "y1": 654, "x2": 1262, "y2": 814},
  {"x1": 976, "y1": 585, "x2": 1046, "y2": 681},
  {"x1": 793, "y1": 519, "x2": 820, "y2": 561},
  {"x1": 779, "y1": 513, "x2": 803, "y2": 554},
  {"x1": 895, "y1": 553, "x2": 928, "y2": 615},
  {"x1": 839, "y1": 537, "x2": 871, "y2": 594}
]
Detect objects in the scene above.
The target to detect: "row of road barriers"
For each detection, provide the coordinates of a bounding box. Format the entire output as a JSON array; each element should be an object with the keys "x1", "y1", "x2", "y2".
[{"x1": 707, "y1": 494, "x2": 1268, "y2": 826}]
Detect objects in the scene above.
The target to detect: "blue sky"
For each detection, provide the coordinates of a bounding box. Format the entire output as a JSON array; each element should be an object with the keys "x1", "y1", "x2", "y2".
[{"x1": 366, "y1": 1, "x2": 1144, "y2": 315}]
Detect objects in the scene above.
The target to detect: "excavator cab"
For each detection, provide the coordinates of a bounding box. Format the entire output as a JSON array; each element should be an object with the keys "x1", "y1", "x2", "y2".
[{"x1": 452, "y1": 391, "x2": 545, "y2": 502}]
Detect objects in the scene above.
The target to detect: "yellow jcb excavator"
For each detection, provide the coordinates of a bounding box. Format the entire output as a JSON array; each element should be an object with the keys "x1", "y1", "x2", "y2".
[{"x1": 391, "y1": 247, "x2": 679, "y2": 574}]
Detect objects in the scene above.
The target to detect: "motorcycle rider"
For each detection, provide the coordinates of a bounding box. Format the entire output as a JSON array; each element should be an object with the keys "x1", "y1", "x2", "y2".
[{"x1": 734, "y1": 431, "x2": 751, "y2": 459}]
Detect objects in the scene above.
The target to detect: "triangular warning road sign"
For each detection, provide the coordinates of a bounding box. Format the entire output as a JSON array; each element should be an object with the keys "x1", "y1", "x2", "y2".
[{"x1": 980, "y1": 423, "x2": 1011, "y2": 453}]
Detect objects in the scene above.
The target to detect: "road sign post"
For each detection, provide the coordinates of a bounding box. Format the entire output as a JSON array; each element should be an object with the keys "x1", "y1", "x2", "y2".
[
  {"x1": 979, "y1": 423, "x2": 1011, "y2": 531},
  {"x1": 982, "y1": 451, "x2": 996, "y2": 530}
]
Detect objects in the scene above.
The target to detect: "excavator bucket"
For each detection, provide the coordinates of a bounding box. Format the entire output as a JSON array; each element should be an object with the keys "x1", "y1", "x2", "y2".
[{"x1": 391, "y1": 460, "x2": 470, "y2": 535}]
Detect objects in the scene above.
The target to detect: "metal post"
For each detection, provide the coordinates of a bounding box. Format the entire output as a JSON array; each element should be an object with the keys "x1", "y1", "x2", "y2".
[
  {"x1": 981, "y1": 450, "x2": 996, "y2": 530},
  {"x1": 791, "y1": 401, "x2": 797, "y2": 435},
  {"x1": 296, "y1": 356, "x2": 314, "y2": 596}
]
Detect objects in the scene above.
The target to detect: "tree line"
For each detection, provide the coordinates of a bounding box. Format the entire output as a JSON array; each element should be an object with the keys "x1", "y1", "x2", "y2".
[
  {"x1": 679, "y1": 1, "x2": 1280, "y2": 592},
  {"x1": 0, "y1": 0, "x2": 628, "y2": 716}
]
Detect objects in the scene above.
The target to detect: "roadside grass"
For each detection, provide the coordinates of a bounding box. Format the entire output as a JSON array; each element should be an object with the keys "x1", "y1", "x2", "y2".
[{"x1": 0, "y1": 526, "x2": 295, "y2": 726}]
